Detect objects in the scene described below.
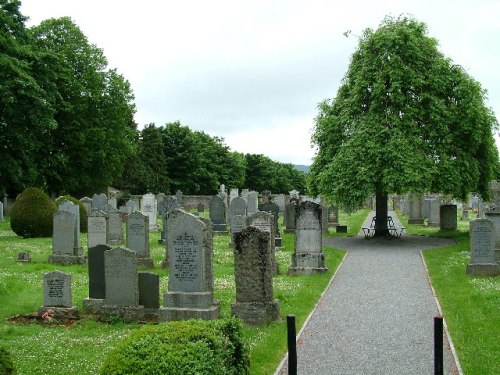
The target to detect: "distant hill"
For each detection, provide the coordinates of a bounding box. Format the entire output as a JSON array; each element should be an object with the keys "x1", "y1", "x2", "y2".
[{"x1": 293, "y1": 164, "x2": 310, "y2": 173}]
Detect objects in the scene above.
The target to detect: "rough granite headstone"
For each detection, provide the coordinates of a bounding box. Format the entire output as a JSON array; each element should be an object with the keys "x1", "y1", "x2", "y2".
[
  {"x1": 440, "y1": 204, "x2": 457, "y2": 231},
  {"x1": 127, "y1": 211, "x2": 153, "y2": 268},
  {"x1": 231, "y1": 226, "x2": 280, "y2": 325},
  {"x1": 288, "y1": 201, "x2": 328, "y2": 275},
  {"x1": 247, "y1": 211, "x2": 278, "y2": 274},
  {"x1": 209, "y1": 195, "x2": 228, "y2": 232},
  {"x1": 246, "y1": 191, "x2": 259, "y2": 215},
  {"x1": 160, "y1": 210, "x2": 220, "y2": 321},
  {"x1": 141, "y1": 193, "x2": 158, "y2": 231},
  {"x1": 466, "y1": 219, "x2": 500, "y2": 276},
  {"x1": 87, "y1": 210, "x2": 108, "y2": 249}
]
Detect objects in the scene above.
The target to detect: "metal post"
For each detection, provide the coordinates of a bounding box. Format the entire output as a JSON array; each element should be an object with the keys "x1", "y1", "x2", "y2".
[
  {"x1": 434, "y1": 316, "x2": 444, "y2": 375},
  {"x1": 287, "y1": 314, "x2": 297, "y2": 375}
]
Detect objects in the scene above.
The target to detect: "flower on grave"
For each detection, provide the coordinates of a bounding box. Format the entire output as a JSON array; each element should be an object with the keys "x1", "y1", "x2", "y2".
[{"x1": 41, "y1": 309, "x2": 54, "y2": 319}]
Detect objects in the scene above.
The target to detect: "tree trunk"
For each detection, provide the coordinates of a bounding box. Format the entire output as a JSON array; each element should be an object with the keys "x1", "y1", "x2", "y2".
[{"x1": 374, "y1": 187, "x2": 389, "y2": 237}]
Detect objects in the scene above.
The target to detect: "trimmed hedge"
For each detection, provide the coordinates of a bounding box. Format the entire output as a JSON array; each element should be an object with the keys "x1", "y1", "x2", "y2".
[
  {"x1": 101, "y1": 318, "x2": 249, "y2": 375},
  {"x1": 55, "y1": 195, "x2": 88, "y2": 232},
  {"x1": 10, "y1": 188, "x2": 56, "y2": 238},
  {"x1": 0, "y1": 346, "x2": 17, "y2": 374}
]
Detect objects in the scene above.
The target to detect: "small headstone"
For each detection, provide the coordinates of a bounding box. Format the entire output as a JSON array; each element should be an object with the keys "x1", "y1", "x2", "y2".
[
  {"x1": 197, "y1": 203, "x2": 205, "y2": 212},
  {"x1": 108, "y1": 198, "x2": 117, "y2": 210},
  {"x1": 209, "y1": 195, "x2": 228, "y2": 232},
  {"x1": 289, "y1": 201, "x2": 328, "y2": 275},
  {"x1": 92, "y1": 193, "x2": 108, "y2": 211},
  {"x1": 141, "y1": 193, "x2": 158, "y2": 231},
  {"x1": 231, "y1": 226, "x2": 280, "y2": 325},
  {"x1": 17, "y1": 252, "x2": 31, "y2": 262},
  {"x1": 466, "y1": 219, "x2": 499, "y2": 276},
  {"x1": 260, "y1": 200, "x2": 282, "y2": 246},
  {"x1": 440, "y1": 204, "x2": 457, "y2": 231},
  {"x1": 246, "y1": 191, "x2": 258, "y2": 215},
  {"x1": 127, "y1": 211, "x2": 153, "y2": 268},
  {"x1": 87, "y1": 210, "x2": 108, "y2": 249},
  {"x1": 462, "y1": 209, "x2": 469, "y2": 220},
  {"x1": 138, "y1": 272, "x2": 160, "y2": 310},
  {"x1": 107, "y1": 207, "x2": 123, "y2": 245},
  {"x1": 328, "y1": 205, "x2": 339, "y2": 225},
  {"x1": 80, "y1": 197, "x2": 92, "y2": 216},
  {"x1": 43, "y1": 271, "x2": 73, "y2": 308},
  {"x1": 175, "y1": 190, "x2": 183, "y2": 206},
  {"x1": 241, "y1": 189, "x2": 249, "y2": 202},
  {"x1": 159, "y1": 210, "x2": 220, "y2": 321}
]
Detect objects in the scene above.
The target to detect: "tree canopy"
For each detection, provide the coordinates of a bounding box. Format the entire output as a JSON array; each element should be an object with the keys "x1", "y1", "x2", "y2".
[{"x1": 309, "y1": 16, "x2": 499, "y2": 214}]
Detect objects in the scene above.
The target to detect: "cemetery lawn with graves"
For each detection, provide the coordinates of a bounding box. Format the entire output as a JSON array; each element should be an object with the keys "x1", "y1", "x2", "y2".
[
  {"x1": 399, "y1": 211, "x2": 500, "y2": 375},
  {"x1": 0, "y1": 212, "x2": 352, "y2": 375}
]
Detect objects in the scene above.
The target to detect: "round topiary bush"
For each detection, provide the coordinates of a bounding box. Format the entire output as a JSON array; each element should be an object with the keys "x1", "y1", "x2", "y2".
[
  {"x1": 0, "y1": 346, "x2": 17, "y2": 374},
  {"x1": 55, "y1": 195, "x2": 88, "y2": 233},
  {"x1": 10, "y1": 187, "x2": 57, "y2": 238},
  {"x1": 101, "y1": 318, "x2": 249, "y2": 375}
]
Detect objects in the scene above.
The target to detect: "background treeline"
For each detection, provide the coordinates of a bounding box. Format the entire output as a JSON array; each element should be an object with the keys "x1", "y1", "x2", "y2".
[{"x1": 1, "y1": 1, "x2": 306, "y2": 198}]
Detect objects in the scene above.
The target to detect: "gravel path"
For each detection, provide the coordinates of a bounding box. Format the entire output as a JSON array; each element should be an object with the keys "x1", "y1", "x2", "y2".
[{"x1": 276, "y1": 211, "x2": 460, "y2": 375}]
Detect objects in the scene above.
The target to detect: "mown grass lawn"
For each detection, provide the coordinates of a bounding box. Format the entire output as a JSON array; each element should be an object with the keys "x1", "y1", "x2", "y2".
[
  {"x1": 399, "y1": 211, "x2": 500, "y2": 375},
  {"x1": 0, "y1": 212, "x2": 351, "y2": 375}
]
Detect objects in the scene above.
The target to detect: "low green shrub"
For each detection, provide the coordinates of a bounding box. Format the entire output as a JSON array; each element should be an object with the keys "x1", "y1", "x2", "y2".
[
  {"x1": 10, "y1": 188, "x2": 56, "y2": 238},
  {"x1": 0, "y1": 346, "x2": 17, "y2": 374},
  {"x1": 55, "y1": 195, "x2": 88, "y2": 232},
  {"x1": 101, "y1": 317, "x2": 249, "y2": 375}
]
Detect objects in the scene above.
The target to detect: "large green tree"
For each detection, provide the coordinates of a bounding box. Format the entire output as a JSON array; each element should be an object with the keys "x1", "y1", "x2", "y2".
[{"x1": 309, "y1": 16, "x2": 499, "y2": 236}]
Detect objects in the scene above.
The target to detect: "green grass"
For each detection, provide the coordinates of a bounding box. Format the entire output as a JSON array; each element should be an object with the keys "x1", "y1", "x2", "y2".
[
  {"x1": 0, "y1": 215, "x2": 345, "y2": 374},
  {"x1": 324, "y1": 208, "x2": 370, "y2": 237},
  {"x1": 399, "y1": 210, "x2": 500, "y2": 375}
]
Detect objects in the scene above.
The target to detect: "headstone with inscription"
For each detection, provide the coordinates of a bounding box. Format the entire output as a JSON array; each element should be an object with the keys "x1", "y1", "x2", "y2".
[
  {"x1": 231, "y1": 226, "x2": 280, "y2": 325},
  {"x1": 39, "y1": 271, "x2": 77, "y2": 317},
  {"x1": 288, "y1": 201, "x2": 328, "y2": 275},
  {"x1": 228, "y1": 196, "x2": 247, "y2": 236},
  {"x1": 246, "y1": 191, "x2": 258, "y2": 215},
  {"x1": 49, "y1": 209, "x2": 85, "y2": 265},
  {"x1": 107, "y1": 207, "x2": 123, "y2": 245},
  {"x1": 440, "y1": 204, "x2": 457, "y2": 231},
  {"x1": 127, "y1": 211, "x2": 153, "y2": 268},
  {"x1": 87, "y1": 210, "x2": 108, "y2": 249},
  {"x1": 247, "y1": 211, "x2": 278, "y2": 274},
  {"x1": 229, "y1": 214, "x2": 247, "y2": 247},
  {"x1": 83, "y1": 244, "x2": 111, "y2": 313},
  {"x1": 466, "y1": 219, "x2": 500, "y2": 276},
  {"x1": 92, "y1": 193, "x2": 108, "y2": 211},
  {"x1": 141, "y1": 193, "x2": 158, "y2": 231},
  {"x1": 209, "y1": 195, "x2": 228, "y2": 233},
  {"x1": 159, "y1": 210, "x2": 220, "y2": 321},
  {"x1": 408, "y1": 194, "x2": 424, "y2": 224},
  {"x1": 100, "y1": 247, "x2": 144, "y2": 322}
]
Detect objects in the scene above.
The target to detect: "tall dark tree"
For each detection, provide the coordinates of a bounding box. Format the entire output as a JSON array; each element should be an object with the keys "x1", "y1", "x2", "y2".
[
  {"x1": 0, "y1": 0, "x2": 56, "y2": 195},
  {"x1": 309, "y1": 16, "x2": 499, "y2": 236},
  {"x1": 30, "y1": 17, "x2": 136, "y2": 196},
  {"x1": 137, "y1": 124, "x2": 169, "y2": 193}
]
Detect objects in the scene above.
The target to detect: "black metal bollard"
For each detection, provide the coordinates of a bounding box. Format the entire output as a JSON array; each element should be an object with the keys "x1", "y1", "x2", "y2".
[
  {"x1": 434, "y1": 316, "x2": 444, "y2": 375},
  {"x1": 287, "y1": 315, "x2": 297, "y2": 375}
]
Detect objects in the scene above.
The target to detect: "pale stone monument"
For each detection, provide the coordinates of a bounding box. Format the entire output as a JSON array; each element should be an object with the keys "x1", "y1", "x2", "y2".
[
  {"x1": 49, "y1": 207, "x2": 85, "y2": 265},
  {"x1": 107, "y1": 207, "x2": 123, "y2": 245},
  {"x1": 87, "y1": 209, "x2": 108, "y2": 249},
  {"x1": 466, "y1": 219, "x2": 500, "y2": 276},
  {"x1": 408, "y1": 194, "x2": 424, "y2": 224},
  {"x1": 141, "y1": 193, "x2": 158, "y2": 231},
  {"x1": 127, "y1": 211, "x2": 153, "y2": 268}
]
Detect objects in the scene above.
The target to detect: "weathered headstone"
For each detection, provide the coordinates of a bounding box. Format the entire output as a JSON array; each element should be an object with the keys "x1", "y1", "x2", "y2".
[
  {"x1": 288, "y1": 201, "x2": 328, "y2": 275},
  {"x1": 175, "y1": 190, "x2": 183, "y2": 207},
  {"x1": 197, "y1": 203, "x2": 205, "y2": 212},
  {"x1": 209, "y1": 195, "x2": 228, "y2": 232},
  {"x1": 328, "y1": 205, "x2": 339, "y2": 225},
  {"x1": 92, "y1": 193, "x2": 108, "y2": 211},
  {"x1": 99, "y1": 247, "x2": 144, "y2": 322},
  {"x1": 228, "y1": 197, "x2": 247, "y2": 241},
  {"x1": 246, "y1": 191, "x2": 259, "y2": 215},
  {"x1": 408, "y1": 194, "x2": 424, "y2": 224},
  {"x1": 230, "y1": 214, "x2": 247, "y2": 247},
  {"x1": 231, "y1": 226, "x2": 280, "y2": 325},
  {"x1": 80, "y1": 197, "x2": 92, "y2": 216},
  {"x1": 440, "y1": 204, "x2": 457, "y2": 231},
  {"x1": 423, "y1": 198, "x2": 431, "y2": 220},
  {"x1": 462, "y1": 209, "x2": 469, "y2": 220},
  {"x1": 241, "y1": 189, "x2": 249, "y2": 202},
  {"x1": 428, "y1": 197, "x2": 441, "y2": 227},
  {"x1": 274, "y1": 194, "x2": 286, "y2": 215},
  {"x1": 39, "y1": 271, "x2": 77, "y2": 318},
  {"x1": 83, "y1": 244, "x2": 111, "y2": 313},
  {"x1": 159, "y1": 196, "x2": 180, "y2": 245},
  {"x1": 87, "y1": 210, "x2": 108, "y2": 249},
  {"x1": 0, "y1": 201, "x2": 3, "y2": 221},
  {"x1": 138, "y1": 272, "x2": 160, "y2": 310},
  {"x1": 125, "y1": 200, "x2": 137, "y2": 214},
  {"x1": 284, "y1": 201, "x2": 297, "y2": 233},
  {"x1": 127, "y1": 211, "x2": 153, "y2": 268},
  {"x1": 484, "y1": 212, "x2": 500, "y2": 263},
  {"x1": 58, "y1": 200, "x2": 83, "y2": 254},
  {"x1": 466, "y1": 219, "x2": 500, "y2": 276},
  {"x1": 108, "y1": 198, "x2": 117, "y2": 210},
  {"x1": 229, "y1": 188, "x2": 239, "y2": 204},
  {"x1": 160, "y1": 210, "x2": 220, "y2": 321},
  {"x1": 107, "y1": 207, "x2": 123, "y2": 245},
  {"x1": 247, "y1": 211, "x2": 278, "y2": 274},
  {"x1": 17, "y1": 252, "x2": 31, "y2": 262},
  {"x1": 141, "y1": 193, "x2": 158, "y2": 231},
  {"x1": 260, "y1": 200, "x2": 282, "y2": 247},
  {"x1": 49, "y1": 209, "x2": 85, "y2": 265}
]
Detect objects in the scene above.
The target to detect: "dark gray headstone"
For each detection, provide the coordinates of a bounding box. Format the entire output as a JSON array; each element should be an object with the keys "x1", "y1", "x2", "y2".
[
  {"x1": 197, "y1": 203, "x2": 205, "y2": 212},
  {"x1": 88, "y1": 244, "x2": 111, "y2": 299},
  {"x1": 440, "y1": 204, "x2": 457, "y2": 231},
  {"x1": 209, "y1": 195, "x2": 227, "y2": 231},
  {"x1": 260, "y1": 201, "x2": 280, "y2": 236},
  {"x1": 138, "y1": 272, "x2": 160, "y2": 309}
]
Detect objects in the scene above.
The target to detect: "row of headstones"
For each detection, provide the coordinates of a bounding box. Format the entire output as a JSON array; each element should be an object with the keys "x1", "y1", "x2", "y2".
[
  {"x1": 400, "y1": 195, "x2": 459, "y2": 230},
  {"x1": 41, "y1": 201, "x2": 328, "y2": 324}
]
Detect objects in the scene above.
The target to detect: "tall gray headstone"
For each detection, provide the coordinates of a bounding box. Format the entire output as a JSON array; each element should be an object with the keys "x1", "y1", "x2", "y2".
[
  {"x1": 288, "y1": 201, "x2": 328, "y2": 275},
  {"x1": 49, "y1": 210, "x2": 85, "y2": 265},
  {"x1": 104, "y1": 247, "x2": 139, "y2": 306},
  {"x1": 0, "y1": 201, "x2": 4, "y2": 221},
  {"x1": 87, "y1": 210, "x2": 108, "y2": 249},
  {"x1": 228, "y1": 197, "x2": 247, "y2": 228},
  {"x1": 440, "y1": 204, "x2": 457, "y2": 231},
  {"x1": 247, "y1": 211, "x2": 278, "y2": 274},
  {"x1": 209, "y1": 195, "x2": 227, "y2": 232},
  {"x1": 58, "y1": 200, "x2": 82, "y2": 255},
  {"x1": 466, "y1": 219, "x2": 500, "y2": 276},
  {"x1": 160, "y1": 196, "x2": 180, "y2": 245},
  {"x1": 141, "y1": 193, "x2": 158, "y2": 231},
  {"x1": 284, "y1": 201, "x2": 297, "y2": 233},
  {"x1": 246, "y1": 191, "x2": 258, "y2": 215},
  {"x1": 127, "y1": 211, "x2": 153, "y2": 268},
  {"x1": 83, "y1": 244, "x2": 111, "y2": 313},
  {"x1": 408, "y1": 194, "x2": 424, "y2": 224},
  {"x1": 160, "y1": 210, "x2": 220, "y2": 321},
  {"x1": 231, "y1": 226, "x2": 280, "y2": 325},
  {"x1": 260, "y1": 200, "x2": 282, "y2": 246},
  {"x1": 107, "y1": 207, "x2": 123, "y2": 245}
]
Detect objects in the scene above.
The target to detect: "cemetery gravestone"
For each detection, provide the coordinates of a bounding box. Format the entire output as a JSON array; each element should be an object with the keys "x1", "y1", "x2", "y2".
[
  {"x1": 101, "y1": 247, "x2": 144, "y2": 322},
  {"x1": 159, "y1": 196, "x2": 180, "y2": 245},
  {"x1": 246, "y1": 191, "x2": 258, "y2": 215},
  {"x1": 127, "y1": 211, "x2": 153, "y2": 268},
  {"x1": 87, "y1": 210, "x2": 108, "y2": 249},
  {"x1": 428, "y1": 197, "x2": 441, "y2": 227},
  {"x1": 175, "y1": 190, "x2": 183, "y2": 206},
  {"x1": 83, "y1": 244, "x2": 111, "y2": 313},
  {"x1": 284, "y1": 201, "x2": 297, "y2": 233},
  {"x1": 231, "y1": 226, "x2": 280, "y2": 325},
  {"x1": 197, "y1": 203, "x2": 205, "y2": 212},
  {"x1": 321, "y1": 205, "x2": 329, "y2": 233},
  {"x1": 423, "y1": 198, "x2": 431, "y2": 220},
  {"x1": 58, "y1": 200, "x2": 83, "y2": 253},
  {"x1": 484, "y1": 212, "x2": 500, "y2": 263},
  {"x1": 241, "y1": 189, "x2": 249, "y2": 202},
  {"x1": 209, "y1": 195, "x2": 228, "y2": 233},
  {"x1": 462, "y1": 209, "x2": 469, "y2": 220},
  {"x1": 247, "y1": 211, "x2": 278, "y2": 274},
  {"x1": 138, "y1": 272, "x2": 160, "y2": 310},
  {"x1": 39, "y1": 270, "x2": 77, "y2": 318},
  {"x1": 228, "y1": 197, "x2": 247, "y2": 245},
  {"x1": 160, "y1": 210, "x2": 220, "y2": 321},
  {"x1": 125, "y1": 200, "x2": 137, "y2": 214},
  {"x1": 80, "y1": 197, "x2": 92, "y2": 216},
  {"x1": 230, "y1": 214, "x2": 247, "y2": 247},
  {"x1": 141, "y1": 193, "x2": 158, "y2": 231},
  {"x1": 289, "y1": 201, "x2": 328, "y2": 275},
  {"x1": 108, "y1": 198, "x2": 117, "y2": 210},
  {"x1": 440, "y1": 204, "x2": 457, "y2": 231},
  {"x1": 0, "y1": 201, "x2": 3, "y2": 220},
  {"x1": 466, "y1": 219, "x2": 500, "y2": 276},
  {"x1": 49, "y1": 210, "x2": 85, "y2": 265},
  {"x1": 229, "y1": 188, "x2": 239, "y2": 204},
  {"x1": 328, "y1": 205, "x2": 339, "y2": 225},
  {"x1": 17, "y1": 252, "x2": 31, "y2": 262},
  {"x1": 274, "y1": 194, "x2": 286, "y2": 215},
  {"x1": 107, "y1": 207, "x2": 123, "y2": 245},
  {"x1": 260, "y1": 201, "x2": 282, "y2": 247},
  {"x1": 92, "y1": 193, "x2": 108, "y2": 211},
  {"x1": 408, "y1": 194, "x2": 424, "y2": 224}
]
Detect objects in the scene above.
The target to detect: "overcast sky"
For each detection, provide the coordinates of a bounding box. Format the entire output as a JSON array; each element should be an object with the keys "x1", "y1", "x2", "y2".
[{"x1": 20, "y1": 0, "x2": 500, "y2": 165}]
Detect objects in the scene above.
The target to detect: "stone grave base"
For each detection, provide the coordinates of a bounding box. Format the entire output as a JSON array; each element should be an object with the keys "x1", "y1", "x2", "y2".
[
  {"x1": 161, "y1": 258, "x2": 169, "y2": 268},
  {"x1": 284, "y1": 229, "x2": 295, "y2": 234},
  {"x1": 148, "y1": 225, "x2": 159, "y2": 232},
  {"x1": 427, "y1": 222, "x2": 440, "y2": 227},
  {"x1": 408, "y1": 218, "x2": 424, "y2": 224},
  {"x1": 137, "y1": 257, "x2": 154, "y2": 269},
  {"x1": 159, "y1": 304, "x2": 220, "y2": 322},
  {"x1": 275, "y1": 238, "x2": 282, "y2": 248},
  {"x1": 38, "y1": 306, "x2": 78, "y2": 319},
  {"x1": 231, "y1": 300, "x2": 280, "y2": 326},
  {"x1": 97, "y1": 305, "x2": 145, "y2": 323},
  {"x1": 164, "y1": 291, "x2": 216, "y2": 309},
  {"x1": 212, "y1": 224, "x2": 228, "y2": 234},
  {"x1": 466, "y1": 263, "x2": 500, "y2": 276},
  {"x1": 82, "y1": 298, "x2": 105, "y2": 314},
  {"x1": 48, "y1": 254, "x2": 86, "y2": 265},
  {"x1": 109, "y1": 239, "x2": 123, "y2": 246},
  {"x1": 288, "y1": 266, "x2": 329, "y2": 275},
  {"x1": 290, "y1": 252, "x2": 326, "y2": 269}
]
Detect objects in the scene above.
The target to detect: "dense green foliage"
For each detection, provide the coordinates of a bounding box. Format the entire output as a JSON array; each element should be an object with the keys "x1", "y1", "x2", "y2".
[
  {"x1": 0, "y1": 346, "x2": 16, "y2": 374},
  {"x1": 10, "y1": 187, "x2": 56, "y2": 238},
  {"x1": 309, "y1": 16, "x2": 499, "y2": 211},
  {"x1": 100, "y1": 318, "x2": 249, "y2": 375},
  {"x1": 54, "y1": 195, "x2": 88, "y2": 232}
]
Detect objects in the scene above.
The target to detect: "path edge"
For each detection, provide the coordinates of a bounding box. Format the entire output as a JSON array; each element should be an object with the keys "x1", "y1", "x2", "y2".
[{"x1": 273, "y1": 249, "x2": 349, "y2": 375}]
